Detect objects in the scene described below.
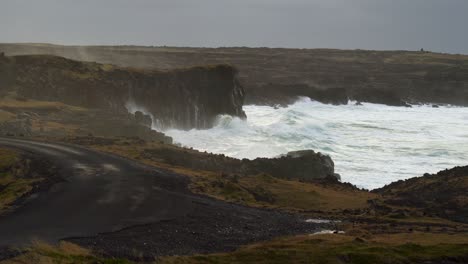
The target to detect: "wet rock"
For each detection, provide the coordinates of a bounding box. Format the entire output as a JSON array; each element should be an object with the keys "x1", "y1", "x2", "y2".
[
  {"x1": 351, "y1": 88, "x2": 409, "y2": 107},
  {"x1": 248, "y1": 83, "x2": 349, "y2": 106},
  {"x1": 2, "y1": 55, "x2": 245, "y2": 130},
  {"x1": 134, "y1": 111, "x2": 152, "y2": 128}
]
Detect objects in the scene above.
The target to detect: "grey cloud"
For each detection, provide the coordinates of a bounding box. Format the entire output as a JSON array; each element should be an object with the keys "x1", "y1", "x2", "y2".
[{"x1": 1, "y1": 0, "x2": 467, "y2": 54}]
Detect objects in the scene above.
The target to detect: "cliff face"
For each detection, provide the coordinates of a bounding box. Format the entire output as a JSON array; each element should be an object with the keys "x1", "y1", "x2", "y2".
[
  {"x1": 0, "y1": 55, "x2": 245, "y2": 130},
  {"x1": 2, "y1": 44, "x2": 468, "y2": 106}
]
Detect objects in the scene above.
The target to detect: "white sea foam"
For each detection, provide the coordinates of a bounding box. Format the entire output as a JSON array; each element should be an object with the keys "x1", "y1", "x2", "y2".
[{"x1": 165, "y1": 98, "x2": 468, "y2": 189}]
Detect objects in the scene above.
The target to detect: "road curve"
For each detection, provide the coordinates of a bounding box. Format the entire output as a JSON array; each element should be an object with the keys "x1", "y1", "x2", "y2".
[{"x1": 0, "y1": 138, "x2": 323, "y2": 258}]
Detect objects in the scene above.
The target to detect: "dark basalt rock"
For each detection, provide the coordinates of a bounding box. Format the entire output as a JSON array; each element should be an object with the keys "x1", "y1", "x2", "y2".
[
  {"x1": 0, "y1": 55, "x2": 246, "y2": 130},
  {"x1": 141, "y1": 147, "x2": 338, "y2": 182},
  {"x1": 350, "y1": 88, "x2": 410, "y2": 107},
  {"x1": 376, "y1": 166, "x2": 468, "y2": 223},
  {"x1": 247, "y1": 83, "x2": 349, "y2": 106},
  {"x1": 4, "y1": 45, "x2": 468, "y2": 107},
  {"x1": 251, "y1": 150, "x2": 338, "y2": 181},
  {"x1": 134, "y1": 111, "x2": 152, "y2": 128}
]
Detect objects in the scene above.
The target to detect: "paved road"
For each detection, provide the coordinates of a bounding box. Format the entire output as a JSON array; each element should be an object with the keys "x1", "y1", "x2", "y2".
[
  {"x1": 0, "y1": 138, "x2": 322, "y2": 258},
  {"x1": 0, "y1": 138, "x2": 197, "y2": 245}
]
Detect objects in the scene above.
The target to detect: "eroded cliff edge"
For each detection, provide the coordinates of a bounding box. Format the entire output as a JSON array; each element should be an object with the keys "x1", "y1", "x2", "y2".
[
  {"x1": 0, "y1": 53, "x2": 246, "y2": 130},
  {"x1": 2, "y1": 44, "x2": 468, "y2": 106}
]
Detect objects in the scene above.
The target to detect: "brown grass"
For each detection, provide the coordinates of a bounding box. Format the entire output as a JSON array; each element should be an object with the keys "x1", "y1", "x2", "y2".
[
  {"x1": 160, "y1": 232, "x2": 468, "y2": 264},
  {"x1": 0, "y1": 97, "x2": 86, "y2": 112}
]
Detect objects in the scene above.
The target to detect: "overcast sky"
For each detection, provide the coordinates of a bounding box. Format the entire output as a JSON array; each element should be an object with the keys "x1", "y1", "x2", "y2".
[{"x1": 1, "y1": 0, "x2": 468, "y2": 54}]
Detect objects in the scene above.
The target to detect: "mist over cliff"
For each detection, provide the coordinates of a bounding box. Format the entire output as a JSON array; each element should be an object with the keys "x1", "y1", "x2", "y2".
[
  {"x1": 0, "y1": 53, "x2": 246, "y2": 130},
  {"x1": 2, "y1": 44, "x2": 467, "y2": 107}
]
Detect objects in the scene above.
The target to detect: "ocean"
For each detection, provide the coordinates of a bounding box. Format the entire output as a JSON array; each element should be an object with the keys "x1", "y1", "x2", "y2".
[{"x1": 165, "y1": 98, "x2": 468, "y2": 189}]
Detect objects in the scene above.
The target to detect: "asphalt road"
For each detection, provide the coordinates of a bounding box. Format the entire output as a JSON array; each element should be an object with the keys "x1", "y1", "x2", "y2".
[{"x1": 0, "y1": 138, "x2": 324, "y2": 259}]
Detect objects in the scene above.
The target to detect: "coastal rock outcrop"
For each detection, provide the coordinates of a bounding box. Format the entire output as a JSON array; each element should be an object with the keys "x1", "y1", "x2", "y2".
[
  {"x1": 2, "y1": 44, "x2": 467, "y2": 107},
  {"x1": 250, "y1": 150, "x2": 339, "y2": 181},
  {"x1": 0, "y1": 55, "x2": 245, "y2": 130},
  {"x1": 376, "y1": 166, "x2": 468, "y2": 223},
  {"x1": 141, "y1": 147, "x2": 339, "y2": 181}
]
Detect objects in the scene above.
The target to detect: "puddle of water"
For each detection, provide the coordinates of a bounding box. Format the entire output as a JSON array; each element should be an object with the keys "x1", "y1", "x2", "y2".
[
  {"x1": 102, "y1": 163, "x2": 120, "y2": 172},
  {"x1": 305, "y1": 219, "x2": 340, "y2": 224},
  {"x1": 310, "y1": 230, "x2": 345, "y2": 235}
]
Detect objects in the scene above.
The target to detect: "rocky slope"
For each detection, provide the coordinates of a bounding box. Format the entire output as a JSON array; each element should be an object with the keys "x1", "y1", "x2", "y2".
[
  {"x1": 0, "y1": 53, "x2": 245, "y2": 130},
  {"x1": 1, "y1": 44, "x2": 468, "y2": 106},
  {"x1": 143, "y1": 147, "x2": 338, "y2": 182},
  {"x1": 376, "y1": 166, "x2": 468, "y2": 223}
]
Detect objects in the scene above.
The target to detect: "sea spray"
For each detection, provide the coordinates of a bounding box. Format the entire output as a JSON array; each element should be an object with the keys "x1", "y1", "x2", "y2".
[{"x1": 165, "y1": 98, "x2": 468, "y2": 189}]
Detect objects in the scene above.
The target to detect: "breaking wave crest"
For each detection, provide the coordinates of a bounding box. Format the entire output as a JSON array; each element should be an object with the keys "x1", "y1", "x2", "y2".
[{"x1": 165, "y1": 98, "x2": 468, "y2": 189}]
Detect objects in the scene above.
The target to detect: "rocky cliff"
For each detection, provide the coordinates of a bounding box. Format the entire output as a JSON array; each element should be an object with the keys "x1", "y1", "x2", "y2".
[
  {"x1": 2, "y1": 44, "x2": 468, "y2": 106},
  {"x1": 140, "y1": 147, "x2": 338, "y2": 182},
  {"x1": 0, "y1": 54, "x2": 245, "y2": 130}
]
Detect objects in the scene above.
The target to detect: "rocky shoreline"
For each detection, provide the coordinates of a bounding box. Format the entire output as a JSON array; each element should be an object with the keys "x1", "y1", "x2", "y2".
[
  {"x1": 2, "y1": 44, "x2": 468, "y2": 107},
  {"x1": 0, "y1": 136, "x2": 466, "y2": 262},
  {"x1": 0, "y1": 45, "x2": 466, "y2": 263}
]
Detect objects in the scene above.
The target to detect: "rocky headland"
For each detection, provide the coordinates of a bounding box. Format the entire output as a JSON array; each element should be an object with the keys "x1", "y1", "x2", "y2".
[
  {"x1": 0, "y1": 53, "x2": 245, "y2": 130},
  {"x1": 1, "y1": 44, "x2": 468, "y2": 106}
]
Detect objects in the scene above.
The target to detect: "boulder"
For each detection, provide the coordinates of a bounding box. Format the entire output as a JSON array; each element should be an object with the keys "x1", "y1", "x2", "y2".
[{"x1": 141, "y1": 147, "x2": 339, "y2": 182}]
